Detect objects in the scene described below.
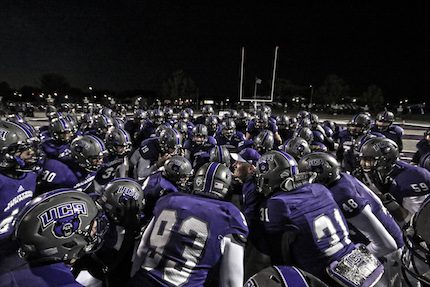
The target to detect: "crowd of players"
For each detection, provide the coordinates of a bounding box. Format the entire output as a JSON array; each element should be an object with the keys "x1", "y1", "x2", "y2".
[{"x1": 0, "y1": 103, "x2": 430, "y2": 287}]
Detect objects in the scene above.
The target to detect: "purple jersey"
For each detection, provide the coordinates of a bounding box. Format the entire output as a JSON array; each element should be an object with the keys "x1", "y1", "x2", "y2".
[
  {"x1": 388, "y1": 161, "x2": 430, "y2": 204},
  {"x1": 133, "y1": 192, "x2": 248, "y2": 286},
  {"x1": 41, "y1": 139, "x2": 72, "y2": 161},
  {"x1": 142, "y1": 171, "x2": 178, "y2": 219},
  {"x1": 261, "y1": 183, "x2": 355, "y2": 278},
  {"x1": 139, "y1": 137, "x2": 162, "y2": 165},
  {"x1": 329, "y1": 173, "x2": 404, "y2": 248},
  {"x1": 94, "y1": 156, "x2": 125, "y2": 186},
  {"x1": 412, "y1": 139, "x2": 430, "y2": 164},
  {"x1": 0, "y1": 171, "x2": 37, "y2": 241},
  {"x1": 246, "y1": 120, "x2": 278, "y2": 138},
  {"x1": 0, "y1": 262, "x2": 83, "y2": 287},
  {"x1": 37, "y1": 159, "x2": 95, "y2": 194},
  {"x1": 184, "y1": 137, "x2": 216, "y2": 168},
  {"x1": 215, "y1": 131, "x2": 245, "y2": 148},
  {"x1": 371, "y1": 124, "x2": 404, "y2": 152}
]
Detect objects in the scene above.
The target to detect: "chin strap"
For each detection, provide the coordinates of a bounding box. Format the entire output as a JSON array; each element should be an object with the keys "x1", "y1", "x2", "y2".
[{"x1": 280, "y1": 172, "x2": 317, "y2": 192}]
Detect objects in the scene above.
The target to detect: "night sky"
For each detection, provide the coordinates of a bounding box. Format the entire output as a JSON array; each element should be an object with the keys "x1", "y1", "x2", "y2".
[{"x1": 1, "y1": 1, "x2": 429, "y2": 103}]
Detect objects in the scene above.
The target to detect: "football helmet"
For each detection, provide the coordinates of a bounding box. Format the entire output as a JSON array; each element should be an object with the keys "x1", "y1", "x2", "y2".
[
  {"x1": 256, "y1": 150, "x2": 299, "y2": 196},
  {"x1": 106, "y1": 128, "x2": 132, "y2": 156},
  {"x1": 221, "y1": 118, "x2": 236, "y2": 139},
  {"x1": 401, "y1": 197, "x2": 430, "y2": 286},
  {"x1": 262, "y1": 105, "x2": 272, "y2": 116},
  {"x1": 298, "y1": 118, "x2": 312, "y2": 128},
  {"x1": 100, "y1": 107, "x2": 114, "y2": 118},
  {"x1": 253, "y1": 130, "x2": 274, "y2": 154},
  {"x1": 425, "y1": 128, "x2": 430, "y2": 143},
  {"x1": 205, "y1": 115, "x2": 219, "y2": 135},
  {"x1": 419, "y1": 152, "x2": 430, "y2": 172},
  {"x1": 133, "y1": 109, "x2": 147, "y2": 123},
  {"x1": 309, "y1": 113, "x2": 319, "y2": 128},
  {"x1": 294, "y1": 127, "x2": 314, "y2": 143},
  {"x1": 163, "y1": 155, "x2": 193, "y2": 189},
  {"x1": 113, "y1": 117, "x2": 125, "y2": 129},
  {"x1": 254, "y1": 111, "x2": 269, "y2": 129},
  {"x1": 14, "y1": 189, "x2": 108, "y2": 263},
  {"x1": 245, "y1": 265, "x2": 328, "y2": 287},
  {"x1": 159, "y1": 128, "x2": 182, "y2": 154},
  {"x1": 296, "y1": 110, "x2": 310, "y2": 120},
  {"x1": 45, "y1": 105, "x2": 58, "y2": 120},
  {"x1": 173, "y1": 121, "x2": 189, "y2": 140},
  {"x1": 0, "y1": 121, "x2": 41, "y2": 172},
  {"x1": 347, "y1": 113, "x2": 372, "y2": 137},
  {"x1": 283, "y1": 137, "x2": 311, "y2": 160},
  {"x1": 93, "y1": 115, "x2": 114, "y2": 138},
  {"x1": 298, "y1": 152, "x2": 341, "y2": 185},
  {"x1": 193, "y1": 162, "x2": 232, "y2": 199},
  {"x1": 178, "y1": 110, "x2": 190, "y2": 122},
  {"x1": 359, "y1": 137, "x2": 399, "y2": 180},
  {"x1": 163, "y1": 107, "x2": 174, "y2": 121},
  {"x1": 375, "y1": 111, "x2": 395, "y2": 131},
  {"x1": 99, "y1": 178, "x2": 145, "y2": 224},
  {"x1": 152, "y1": 108, "x2": 165, "y2": 125},
  {"x1": 71, "y1": 135, "x2": 107, "y2": 172},
  {"x1": 276, "y1": 115, "x2": 290, "y2": 130},
  {"x1": 184, "y1": 108, "x2": 194, "y2": 118},
  {"x1": 49, "y1": 118, "x2": 75, "y2": 143},
  {"x1": 202, "y1": 105, "x2": 214, "y2": 117},
  {"x1": 192, "y1": 124, "x2": 208, "y2": 145},
  {"x1": 6, "y1": 114, "x2": 27, "y2": 124},
  {"x1": 209, "y1": 145, "x2": 231, "y2": 167}
]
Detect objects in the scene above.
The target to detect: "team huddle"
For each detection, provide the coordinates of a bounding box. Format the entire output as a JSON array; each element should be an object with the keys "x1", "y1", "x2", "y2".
[{"x1": 1, "y1": 104, "x2": 430, "y2": 287}]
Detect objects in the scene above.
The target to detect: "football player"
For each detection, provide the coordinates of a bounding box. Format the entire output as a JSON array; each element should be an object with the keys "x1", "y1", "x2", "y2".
[
  {"x1": 255, "y1": 150, "x2": 384, "y2": 285},
  {"x1": 37, "y1": 135, "x2": 106, "y2": 194},
  {"x1": 359, "y1": 137, "x2": 430, "y2": 226},
  {"x1": 130, "y1": 162, "x2": 248, "y2": 286},
  {"x1": 0, "y1": 121, "x2": 39, "y2": 276},
  {"x1": 0, "y1": 189, "x2": 108, "y2": 286},
  {"x1": 141, "y1": 155, "x2": 193, "y2": 220},
  {"x1": 129, "y1": 127, "x2": 182, "y2": 181},
  {"x1": 411, "y1": 127, "x2": 430, "y2": 165},
  {"x1": 184, "y1": 124, "x2": 216, "y2": 170},
  {"x1": 371, "y1": 110, "x2": 404, "y2": 152}
]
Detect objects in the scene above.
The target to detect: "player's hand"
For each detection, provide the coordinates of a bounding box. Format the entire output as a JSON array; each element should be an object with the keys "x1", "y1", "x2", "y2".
[{"x1": 156, "y1": 153, "x2": 172, "y2": 168}]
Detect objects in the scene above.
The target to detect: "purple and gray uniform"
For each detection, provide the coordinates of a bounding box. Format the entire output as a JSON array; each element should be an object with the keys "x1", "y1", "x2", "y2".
[
  {"x1": 329, "y1": 173, "x2": 404, "y2": 250},
  {"x1": 261, "y1": 183, "x2": 355, "y2": 279},
  {"x1": 131, "y1": 192, "x2": 248, "y2": 286}
]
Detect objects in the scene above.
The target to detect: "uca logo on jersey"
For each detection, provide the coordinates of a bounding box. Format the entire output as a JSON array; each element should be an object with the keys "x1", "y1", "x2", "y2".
[
  {"x1": 0, "y1": 129, "x2": 8, "y2": 141},
  {"x1": 117, "y1": 185, "x2": 140, "y2": 203},
  {"x1": 38, "y1": 202, "x2": 88, "y2": 238}
]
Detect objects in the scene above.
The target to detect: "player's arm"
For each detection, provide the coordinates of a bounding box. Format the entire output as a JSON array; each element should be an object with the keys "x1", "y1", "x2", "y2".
[
  {"x1": 274, "y1": 132, "x2": 282, "y2": 146},
  {"x1": 130, "y1": 216, "x2": 155, "y2": 277},
  {"x1": 347, "y1": 205, "x2": 398, "y2": 258},
  {"x1": 219, "y1": 234, "x2": 246, "y2": 287},
  {"x1": 245, "y1": 132, "x2": 252, "y2": 140}
]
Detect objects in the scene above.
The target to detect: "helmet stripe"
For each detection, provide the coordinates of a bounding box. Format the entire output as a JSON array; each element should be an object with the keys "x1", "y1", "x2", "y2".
[
  {"x1": 217, "y1": 145, "x2": 223, "y2": 163},
  {"x1": 8, "y1": 121, "x2": 32, "y2": 139},
  {"x1": 203, "y1": 162, "x2": 219, "y2": 193},
  {"x1": 119, "y1": 128, "x2": 130, "y2": 143},
  {"x1": 172, "y1": 128, "x2": 180, "y2": 145},
  {"x1": 277, "y1": 150, "x2": 299, "y2": 176},
  {"x1": 262, "y1": 131, "x2": 269, "y2": 145},
  {"x1": 87, "y1": 135, "x2": 106, "y2": 151},
  {"x1": 59, "y1": 118, "x2": 68, "y2": 129}
]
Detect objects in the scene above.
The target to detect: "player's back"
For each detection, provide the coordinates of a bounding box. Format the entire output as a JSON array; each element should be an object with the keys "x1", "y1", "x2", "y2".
[
  {"x1": 263, "y1": 183, "x2": 355, "y2": 278},
  {"x1": 134, "y1": 192, "x2": 248, "y2": 287}
]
